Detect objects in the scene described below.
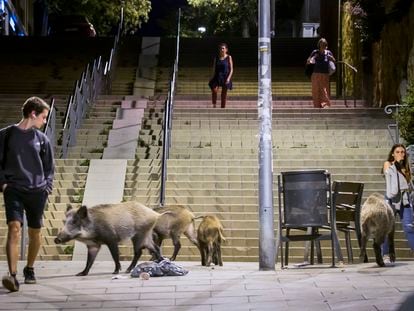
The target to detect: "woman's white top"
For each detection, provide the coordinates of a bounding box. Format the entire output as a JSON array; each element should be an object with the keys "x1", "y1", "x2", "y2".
[{"x1": 384, "y1": 163, "x2": 410, "y2": 208}]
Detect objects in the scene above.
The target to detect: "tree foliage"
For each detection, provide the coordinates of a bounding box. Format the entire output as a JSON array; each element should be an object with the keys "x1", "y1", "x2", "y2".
[
  {"x1": 348, "y1": 0, "x2": 413, "y2": 43},
  {"x1": 395, "y1": 83, "x2": 414, "y2": 145},
  {"x1": 46, "y1": 0, "x2": 151, "y2": 35},
  {"x1": 185, "y1": 0, "x2": 257, "y2": 37}
]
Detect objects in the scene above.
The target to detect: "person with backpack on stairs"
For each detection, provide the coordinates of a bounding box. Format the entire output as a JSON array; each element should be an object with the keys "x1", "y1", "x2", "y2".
[
  {"x1": 208, "y1": 43, "x2": 233, "y2": 108},
  {"x1": 306, "y1": 38, "x2": 336, "y2": 108},
  {"x1": 0, "y1": 97, "x2": 54, "y2": 292}
]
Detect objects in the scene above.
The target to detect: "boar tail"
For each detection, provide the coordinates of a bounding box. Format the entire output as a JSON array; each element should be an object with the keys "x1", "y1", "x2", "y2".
[{"x1": 219, "y1": 227, "x2": 226, "y2": 242}]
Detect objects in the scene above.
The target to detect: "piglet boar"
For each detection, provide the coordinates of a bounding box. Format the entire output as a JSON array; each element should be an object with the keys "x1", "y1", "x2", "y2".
[
  {"x1": 152, "y1": 205, "x2": 201, "y2": 261},
  {"x1": 54, "y1": 201, "x2": 163, "y2": 276},
  {"x1": 197, "y1": 215, "x2": 225, "y2": 266},
  {"x1": 359, "y1": 193, "x2": 396, "y2": 267}
]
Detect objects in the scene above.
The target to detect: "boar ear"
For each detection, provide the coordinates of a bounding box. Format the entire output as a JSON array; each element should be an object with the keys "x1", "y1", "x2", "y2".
[
  {"x1": 66, "y1": 205, "x2": 73, "y2": 212},
  {"x1": 77, "y1": 205, "x2": 88, "y2": 219}
]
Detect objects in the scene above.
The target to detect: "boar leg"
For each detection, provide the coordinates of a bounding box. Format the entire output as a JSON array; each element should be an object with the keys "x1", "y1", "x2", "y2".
[
  {"x1": 126, "y1": 249, "x2": 143, "y2": 274},
  {"x1": 373, "y1": 239, "x2": 385, "y2": 267},
  {"x1": 388, "y1": 225, "x2": 396, "y2": 263},
  {"x1": 126, "y1": 234, "x2": 145, "y2": 273},
  {"x1": 206, "y1": 242, "x2": 215, "y2": 266},
  {"x1": 358, "y1": 226, "x2": 369, "y2": 264},
  {"x1": 170, "y1": 236, "x2": 182, "y2": 261},
  {"x1": 149, "y1": 234, "x2": 164, "y2": 261},
  {"x1": 198, "y1": 241, "x2": 208, "y2": 266},
  {"x1": 77, "y1": 244, "x2": 101, "y2": 276},
  {"x1": 146, "y1": 231, "x2": 163, "y2": 262},
  {"x1": 106, "y1": 242, "x2": 122, "y2": 274},
  {"x1": 126, "y1": 234, "x2": 163, "y2": 273},
  {"x1": 184, "y1": 226, "x2": 200, "y2": 248},
  {"x1": 214, "y1": 241, "x2": 223, "y2": 266}
]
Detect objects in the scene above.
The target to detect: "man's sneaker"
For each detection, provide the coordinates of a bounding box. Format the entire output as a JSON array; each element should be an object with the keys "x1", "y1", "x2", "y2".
[
  {"x1": 23, "y1": 266, "x2": 36, "y2": 284},
  {"x1": 2, "y1": 273, "x2": 19, "y2": 292}
]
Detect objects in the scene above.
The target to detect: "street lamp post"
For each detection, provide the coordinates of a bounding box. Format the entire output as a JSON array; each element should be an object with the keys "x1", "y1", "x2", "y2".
[{"x1": 258, "y1": 0, "x2": 275, "y2": 271}]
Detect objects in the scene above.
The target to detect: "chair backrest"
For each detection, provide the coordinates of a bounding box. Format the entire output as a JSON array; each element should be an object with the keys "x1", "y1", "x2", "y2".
[
  {"x1": 332, "y1": 181, "x2": 364, "y2": 223},
  {"x1": 279, "y1": 170, "x2": 331, "y2": 227}
]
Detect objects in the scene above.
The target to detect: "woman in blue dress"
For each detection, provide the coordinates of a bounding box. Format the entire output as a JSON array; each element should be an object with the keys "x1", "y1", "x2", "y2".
[{"x1": 209, "y1": 43, "x2": 233, "y2": 108}]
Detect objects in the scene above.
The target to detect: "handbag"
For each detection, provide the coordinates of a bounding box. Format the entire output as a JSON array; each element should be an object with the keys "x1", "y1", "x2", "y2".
[
  {"x1": 329, "y1": 61, "x2": 336, "y2": 75},
  {"x1": 305, "y1": 63, "x2": 314, "y2": 78},
  {"x1": 390, "y1": 172, "x2": 402, "y2": 204}
]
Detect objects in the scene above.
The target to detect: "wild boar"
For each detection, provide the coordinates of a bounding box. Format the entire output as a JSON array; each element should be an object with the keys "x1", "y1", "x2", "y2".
[
  {"x1": 54, "y1": 201, "x2": 163, "y2": 276},
  {"x1": 359, "y1": 193, "x2": 396, "y2": 267},
  {"x1": 152, "y1": 205, "x2": 201, "y2": 261},
  {"x1": 197, "y1": 215, "x2": 225, "y2": 266}
]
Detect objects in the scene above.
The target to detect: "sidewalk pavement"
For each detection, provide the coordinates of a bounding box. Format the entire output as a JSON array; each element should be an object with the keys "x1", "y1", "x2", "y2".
[{"x1": 1, "y1": 260, "x2": 414, "y2": 311}]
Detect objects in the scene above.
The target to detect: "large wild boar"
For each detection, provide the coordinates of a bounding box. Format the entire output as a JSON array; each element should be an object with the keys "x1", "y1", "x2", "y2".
[
  {"x1": 54, "y1": 201, "x2": 163, "y2": 276},
  {"x1": 152, "y1": 205, "x2": 201, "y2": 261},
  {"x1": 197, "y1": 215, "x2": 225, "y2": 266},
  {"x1": 359, "y1": 193, "x2": 396, "y2": 267}
]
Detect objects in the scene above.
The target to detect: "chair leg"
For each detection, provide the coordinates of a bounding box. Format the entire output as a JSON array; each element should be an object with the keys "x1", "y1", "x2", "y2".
[
  {"x1": 310, "y1": 241, "x2": 317, "y2": 264},
  {"x1": 284, "y1": 229, "x2": 290, "y2": 266},
  {"x1": 345, "y1": 232, "x2": 353, "y2": 264},
  {"x1": 333, "y1": 231, "x2": 344, "y2": 263},
  {"x1": 285, "y1": 241, "x2": 289, "y2": 266},
  {"x1": 276, "y1": 234, "x2": 284, "y2": 269},
  {"x1": 304, "y1": 240, "x2": 311, "y2": 263},
  {"x1": 315, "y1": 240, "x2": 322, "y2": 264}
]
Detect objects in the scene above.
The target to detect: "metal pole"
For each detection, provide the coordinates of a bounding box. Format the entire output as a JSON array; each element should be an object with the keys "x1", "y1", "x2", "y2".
[
  {"x1": 258, "y1": 0, "x2": 275, "y2": 271},
  {"x1": 337, "y1": 0, "x2": 343, "y2": 98}
]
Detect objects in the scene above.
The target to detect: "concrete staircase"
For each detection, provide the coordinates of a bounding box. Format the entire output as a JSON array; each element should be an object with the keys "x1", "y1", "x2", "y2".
[
  {"x1": 156, "y1": 37, "x2": 327, "y2": 99},
  {"x1": 157, "y1": 67, "x2": 336, "y2": 98},
  {"x1": 120, "y1": 98, "x2": 413, "y2": 263}
]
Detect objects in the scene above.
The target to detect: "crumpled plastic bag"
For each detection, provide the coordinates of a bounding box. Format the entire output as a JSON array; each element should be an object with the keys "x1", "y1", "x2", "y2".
[{"x1": 130, "y1": 258, "x2": 189, "y2": 277}]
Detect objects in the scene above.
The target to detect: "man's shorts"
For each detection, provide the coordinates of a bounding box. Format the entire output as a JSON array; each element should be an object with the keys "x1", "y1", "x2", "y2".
[{"x1": 3, "y1": 187, "x2": 48, "y2": 229}]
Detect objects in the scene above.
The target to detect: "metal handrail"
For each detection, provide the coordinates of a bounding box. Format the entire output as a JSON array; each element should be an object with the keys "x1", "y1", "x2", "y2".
[
  {"x1": 60, "y1": 9, "x2": 123, "y2": 158},
  {"x1": 160, "y1": 8, "x2": 181, "y2": 206},
  {"x1": 336, "y1": 60, "x2": 358, "y2": 107},
  {"x1": 384, "y1": 103, "x2": 407, "y2": 144},
  {"x1": 44, "y1": 98, "x2": 56, "y2": 148}
]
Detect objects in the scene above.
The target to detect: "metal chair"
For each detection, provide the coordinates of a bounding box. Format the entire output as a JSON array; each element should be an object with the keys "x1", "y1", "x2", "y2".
[
  {"x1": 331, "y1": 181, "x2": 364, "y2": 263},
  {"x1": 276, "y1": 170, "x2": 338, "y2": 268}
]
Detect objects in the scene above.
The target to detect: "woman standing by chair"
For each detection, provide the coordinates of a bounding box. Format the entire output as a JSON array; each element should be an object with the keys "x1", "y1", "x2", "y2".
[
  {"x1": 306, "y1": 38, "x2": 335, "y2": 108},
  {"x1": 208, "y1": 43, "x2": 233, "y2": 108},
  {"x1": 382, "y1": 143, "x2": 414, "y2": 264}
]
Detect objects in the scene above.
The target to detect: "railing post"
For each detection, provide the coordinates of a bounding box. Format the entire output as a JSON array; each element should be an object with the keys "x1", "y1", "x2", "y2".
[
  {"x1": 336, "y1": 61, "x2": 358, "y2": 107},
  {"x1": 159, "y1": 8, "x2": 181, "y2": 207},
  {"x1": 384, "y1": 103, "x2": 404, "y2": 144}
]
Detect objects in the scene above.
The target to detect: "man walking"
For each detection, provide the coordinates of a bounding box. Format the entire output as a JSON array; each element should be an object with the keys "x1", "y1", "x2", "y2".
[{"x1": 0, "y1": 97, "x2": 54, "y2": 292}]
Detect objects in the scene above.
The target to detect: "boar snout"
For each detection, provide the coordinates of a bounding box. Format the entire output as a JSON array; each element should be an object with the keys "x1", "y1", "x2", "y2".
[{"x1": 54, "y1": 231, "x2": 73, "y2": 244}]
